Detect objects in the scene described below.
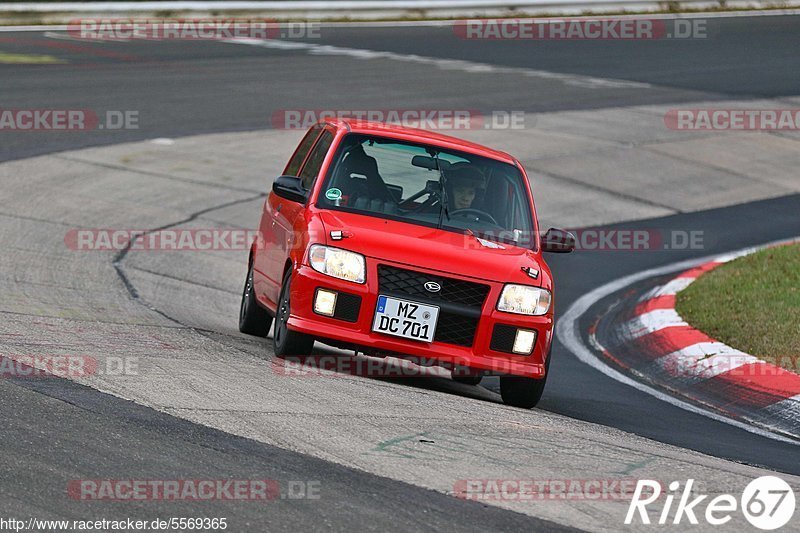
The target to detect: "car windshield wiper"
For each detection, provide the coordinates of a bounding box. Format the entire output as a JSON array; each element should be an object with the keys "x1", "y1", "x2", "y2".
[{"x1": 433, "y1": 153, "x2": 449, "y2": 229}]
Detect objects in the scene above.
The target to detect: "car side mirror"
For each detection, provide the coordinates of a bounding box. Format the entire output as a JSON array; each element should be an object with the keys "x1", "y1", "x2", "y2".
[
  {"x1": 541, "y1": 227, "x2": 576, "y2": 253},
  {"x1": 272, "y1": 175, "x2": 308, "y2": 204}
]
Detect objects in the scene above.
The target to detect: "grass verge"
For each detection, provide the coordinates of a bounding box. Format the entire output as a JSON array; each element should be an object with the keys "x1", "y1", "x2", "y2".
[
  {"x1": 0, "y1": 51, "x2": 65, "y2": 63},
  {"x1": 676, "y1": 242, "x2": 800, "y2": 371}
]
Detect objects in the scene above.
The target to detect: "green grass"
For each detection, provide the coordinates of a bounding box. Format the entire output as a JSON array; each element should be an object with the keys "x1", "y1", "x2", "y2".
[
  {"x1": 0, "y1": 51, "x2": 65, "y2": 63},
  {"x1": 676, "y1": 243, "x2": 800, "y2": 371}
]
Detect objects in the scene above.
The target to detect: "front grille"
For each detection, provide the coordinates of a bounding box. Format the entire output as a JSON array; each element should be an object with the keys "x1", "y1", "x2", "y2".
[
  {"x1": 377, "y1": 265, "x2": 489, "y2": 308},
  {"x1": 434, "y1": 313, "x2": 479, "y2": 347},
  {"x1": 377, "y1": 265, "x2": 489, "y2": 348}
]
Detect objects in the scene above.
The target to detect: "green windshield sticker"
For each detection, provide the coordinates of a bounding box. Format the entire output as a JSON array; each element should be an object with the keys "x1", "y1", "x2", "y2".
[{"x1": 325, "y1": 188, "x2": 342, "y2": 201}]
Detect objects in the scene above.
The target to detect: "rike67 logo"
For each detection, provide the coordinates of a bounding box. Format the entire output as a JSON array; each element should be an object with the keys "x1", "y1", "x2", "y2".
[{"x1": 626, "y1": 476, "x2": 796, "y2": 530}]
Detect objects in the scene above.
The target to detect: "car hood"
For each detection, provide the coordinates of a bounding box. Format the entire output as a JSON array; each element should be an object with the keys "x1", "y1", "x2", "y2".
[{"x1": 318, "y1": 210, "x2": 544, "y2": 285}]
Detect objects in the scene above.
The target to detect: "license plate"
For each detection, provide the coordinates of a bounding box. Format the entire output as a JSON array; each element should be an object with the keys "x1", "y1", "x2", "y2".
[{"x1": 372, "y1": 295, "x2": 439, "y2": 343}]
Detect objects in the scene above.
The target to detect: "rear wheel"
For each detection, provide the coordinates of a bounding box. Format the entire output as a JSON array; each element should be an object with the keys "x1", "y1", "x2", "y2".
[
  {"x1": 274, "y1": 269, "x2": 315, "y2": 356},
  {"x1": 499, "y1": 350, "x2": 550, "y2": 409},
  {"x1": 238, "y1": 261, "x2": 273, "y2": 336}
]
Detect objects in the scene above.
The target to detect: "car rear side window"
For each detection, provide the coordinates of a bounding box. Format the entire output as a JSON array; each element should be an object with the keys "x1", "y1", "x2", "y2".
[
  {"x1": 284, "y1": 125, "x2": 322, "y2": 177},
  {"x1": 299, "y1": 130, "x2": 335, "y2": 189}
]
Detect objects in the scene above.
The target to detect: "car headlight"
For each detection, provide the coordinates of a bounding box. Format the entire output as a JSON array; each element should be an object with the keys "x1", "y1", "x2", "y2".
[
  {"x1": 497, "y1": 285, "x2": 551, "y2": 315},
  {"x1": 308, "y1": 245, "x2": 366, "y2": 284}
]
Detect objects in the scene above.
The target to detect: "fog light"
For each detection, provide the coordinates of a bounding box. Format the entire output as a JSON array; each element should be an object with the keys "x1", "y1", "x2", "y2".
[
  {"x1": 512, "y1": 329, "x2": 537, "y2": 355},
  {"x1": 314, "y1": 289, "x2": 337, "y2": 317}
]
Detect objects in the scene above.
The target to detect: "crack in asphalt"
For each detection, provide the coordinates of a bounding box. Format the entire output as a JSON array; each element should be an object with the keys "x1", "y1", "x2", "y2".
[
  {"x1": 111, "y1": 192, "x2": 265, "y2": 306},
  {"x1": 97, "y1": 186, "x2": 296, "y2": 366}
]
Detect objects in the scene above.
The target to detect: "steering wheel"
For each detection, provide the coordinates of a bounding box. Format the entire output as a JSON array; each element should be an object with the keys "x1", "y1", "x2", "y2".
[{"x1": 449, "y1": 208, "x2": 499, "y2": 225}]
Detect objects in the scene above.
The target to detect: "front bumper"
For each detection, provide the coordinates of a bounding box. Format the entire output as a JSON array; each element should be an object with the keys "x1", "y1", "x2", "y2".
[{"x1": 286, "y1": 260, "x2": 552, "y2": 378}]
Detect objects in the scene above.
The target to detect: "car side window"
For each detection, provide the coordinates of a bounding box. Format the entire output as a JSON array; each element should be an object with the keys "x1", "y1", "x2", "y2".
[
  {"x1": 299, "y1": 130, "x2": 335, "y2": 190},
  {"x1": 284, "y1": 125, "x2": 322, "y2": 177}
]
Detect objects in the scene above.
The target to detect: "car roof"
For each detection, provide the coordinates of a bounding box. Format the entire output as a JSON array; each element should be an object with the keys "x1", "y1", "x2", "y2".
[{"x1": 322, "y1": 118, "x2": 519, "y2": 166}]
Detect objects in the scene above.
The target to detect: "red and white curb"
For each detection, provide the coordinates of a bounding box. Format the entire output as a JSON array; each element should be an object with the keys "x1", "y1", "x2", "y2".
[
  {"x1": 617, "y1": 247, "x2": 800, "y2": 435},
  {"x1": 558, "y1": 237, "x2": 800, "y2": 444}
]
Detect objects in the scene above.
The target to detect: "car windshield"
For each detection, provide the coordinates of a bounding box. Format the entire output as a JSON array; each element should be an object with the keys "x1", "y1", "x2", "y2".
[{"x1": 316, "y1": 134, "x2": 536, "y2": 248}]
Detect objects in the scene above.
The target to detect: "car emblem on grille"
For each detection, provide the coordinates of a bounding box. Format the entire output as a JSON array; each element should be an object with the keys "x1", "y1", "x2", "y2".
[{"x1": 424, "y1": 281, "x2": 441, "y2": 293}]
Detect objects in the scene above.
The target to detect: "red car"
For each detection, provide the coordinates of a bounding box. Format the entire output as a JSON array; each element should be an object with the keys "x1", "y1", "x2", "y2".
[{"x1": 239, "y1": 119, "x2": 574, "y2": 408}]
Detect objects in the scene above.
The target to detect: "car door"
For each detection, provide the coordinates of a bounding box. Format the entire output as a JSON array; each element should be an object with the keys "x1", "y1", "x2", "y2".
[
  {"x1": 262, "y1": 126, "x2": 338, "y2": 304},
  {"x1": 254, "y1": 125, "x2": 322, "y2": 306},
  {"x1": 270, "y1": 128, "x2": 337, "y2": 294}
]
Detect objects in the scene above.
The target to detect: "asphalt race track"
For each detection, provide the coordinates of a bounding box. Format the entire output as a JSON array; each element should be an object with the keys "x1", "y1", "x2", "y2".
[
  {"x1": 4, "y1": 14, "x2": 800, "y2": 162},
  {"x1": 1, "y1": 14, "x2": 800, "y2": 532}
]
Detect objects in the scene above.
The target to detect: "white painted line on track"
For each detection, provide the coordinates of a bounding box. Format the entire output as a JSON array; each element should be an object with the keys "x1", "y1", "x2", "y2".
[
  {"x1": 43, "y1": 30, "x2": 130, "y2": 42},
  {"x1": 0, "y1": 26, "x2": 69, "y2": 31},
  {"x1": 556, "y1": 235, "x2": 800, "y2": 445},
  {"x1": 320, "y1": 9, "x2": 800, "y2": 23},
  {"x1": 642, "y1": 276, "x2": 695, "y2": 299},
  {"x1": 714, "y1": 246, "x2": 764, "y2": 263},
  {"x1": 224, "y1": 37, "x2": 651, "y2": 89}
]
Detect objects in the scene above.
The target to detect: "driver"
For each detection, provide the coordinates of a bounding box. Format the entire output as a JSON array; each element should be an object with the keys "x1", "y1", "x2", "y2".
[{"x1": 446, "y1": 165, "x2": 485, "y2": 210}]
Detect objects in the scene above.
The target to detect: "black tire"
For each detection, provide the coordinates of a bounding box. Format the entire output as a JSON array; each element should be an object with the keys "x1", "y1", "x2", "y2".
[
  {"x1": 274, "y1": 269, "x2": 315, "y2": 356},
  {"x1": 238, "y1": 261, "x2": 273, "y2": 336},
  {"x1": 451, "y1": 369, "x2": 483, "y2": 386},
  {"x1": 499, "y1": 350, "x2": 550, "y2": 409}
]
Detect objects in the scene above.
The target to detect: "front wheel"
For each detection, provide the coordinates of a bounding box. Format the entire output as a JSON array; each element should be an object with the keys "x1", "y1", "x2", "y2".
[
  {"x1": 239, "y1": 261, "x2": 273, "y2": 337},
  {"x1": 499, "y1": 351, "x2": 550, "y2": 408},
  {"x1": 274, "y1": 269, "x2": 315, "y2": 356}
]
